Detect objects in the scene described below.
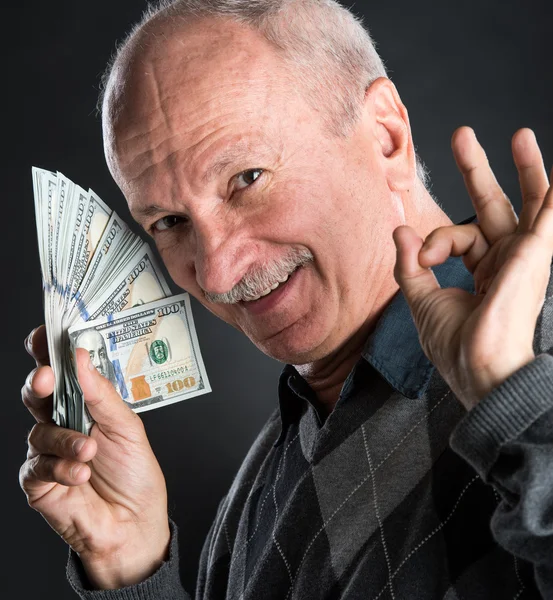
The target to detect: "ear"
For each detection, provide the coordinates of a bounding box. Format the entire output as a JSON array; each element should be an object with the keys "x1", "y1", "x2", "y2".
[{"x1": 364, "y1": 77, "x2": 416, "y2": 192}]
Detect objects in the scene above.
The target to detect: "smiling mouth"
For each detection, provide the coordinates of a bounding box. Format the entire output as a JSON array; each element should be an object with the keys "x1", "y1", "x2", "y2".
[{"x1": 241, "y1": 268, "x2": 296, "y2": 303}]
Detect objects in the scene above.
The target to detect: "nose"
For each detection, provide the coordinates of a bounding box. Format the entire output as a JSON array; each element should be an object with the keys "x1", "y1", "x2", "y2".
[
  {"x1": 91, "y1": 353, "x2": 101, "y2": 369},
  {"x1": 192, "y1": 215, "x2": 255, "y2": 296}
]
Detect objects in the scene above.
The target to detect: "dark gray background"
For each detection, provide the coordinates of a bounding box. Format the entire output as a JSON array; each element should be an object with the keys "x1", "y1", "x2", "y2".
[{"x1": 5, "y1": 0, "x2": 552, "y2": 597}]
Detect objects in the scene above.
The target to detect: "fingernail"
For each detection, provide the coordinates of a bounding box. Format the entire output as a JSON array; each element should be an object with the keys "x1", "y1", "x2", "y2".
[
  {"x1": 72, "y1": 438, "x2": 86, "y2": 456},
  {"x1": 70, "y1": 464, "x2": 83, "y2": 479}
]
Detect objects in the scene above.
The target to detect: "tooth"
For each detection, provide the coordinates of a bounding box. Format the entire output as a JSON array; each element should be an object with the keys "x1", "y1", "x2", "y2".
[{"x1": 245, "y1": 276, "x2": 291, "y2": 302}]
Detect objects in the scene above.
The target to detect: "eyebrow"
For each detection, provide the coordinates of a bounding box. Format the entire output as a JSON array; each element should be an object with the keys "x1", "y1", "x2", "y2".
[
  {"x1": 200, "y1": 144, "x2": 260, "y2": 185},
  {"x1": 131, "y1": 204, "x2": 167, "y2": 221}
]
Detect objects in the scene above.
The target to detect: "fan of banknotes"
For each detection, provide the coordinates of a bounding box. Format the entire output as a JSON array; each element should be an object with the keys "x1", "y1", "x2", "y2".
[{"x1": 32, "y1": 167, "x2": 211, "y2": 434}]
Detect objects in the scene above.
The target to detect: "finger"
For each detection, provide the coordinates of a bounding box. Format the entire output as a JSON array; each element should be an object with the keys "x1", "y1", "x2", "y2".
[
  {"x1": 419, "y1": 223, "x2": 490, "y2": 274},
  {"x1": 20, "y1": 454, "x2": 91, "y2": 495},
  {"x1": 75, "y1": 348, "x2": 143, "y2": 437},
  {"x1": 25, "y1": 325, "x2": 50, "y2": 367},
  {"x1": 27, "y1": 422, "x2": 97, "y2": 462},
  {"x1": 532, "y1": 166, "x2": 553, "y2": 255},
  {"x1": 21, "y1": 366, "x2": 55, "y2": 423},
  {"x1": 393, "y1": 225, "x2": 441, "y2": 308},
  {"x1": 512, "y1": 128, "x2": 550, "y2": 232},
  {"x1": 452, "y1": 126, "x2": 518, "y2": 245}
]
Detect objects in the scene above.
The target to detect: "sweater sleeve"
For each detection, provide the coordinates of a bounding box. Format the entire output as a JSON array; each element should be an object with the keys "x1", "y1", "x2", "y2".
[
  {"x1": 66, "y1": 519, "x2": 191, "y2": 600},
  {"x1": 450, "y1": 352, "x2": 553, "y2": 599}
]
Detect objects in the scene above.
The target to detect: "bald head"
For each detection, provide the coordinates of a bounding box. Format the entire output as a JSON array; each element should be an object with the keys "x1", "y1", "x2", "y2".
[{"x1": 102, "y1": 16, "x2": 294, "y2": 190}]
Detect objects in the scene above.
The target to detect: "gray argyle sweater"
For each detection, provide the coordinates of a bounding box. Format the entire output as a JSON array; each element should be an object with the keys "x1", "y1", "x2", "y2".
[{"x1": 67, "y1": 215, "x2": 553, "y2": 599}]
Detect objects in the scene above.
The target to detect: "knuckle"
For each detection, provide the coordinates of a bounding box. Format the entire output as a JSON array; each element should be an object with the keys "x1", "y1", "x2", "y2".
[
  {"x1": 22, "y1": 369, "x2": 37, "y2": 399},
  {"x1": 49, "y1": 425, "x2": 72, "y2": 455},
  {"x1": 27, "y1": 457, "x2": 41, "y2": 483},
  {"x1": 27, "y1": 423, "x2": 40, "y2": 446},
  {"x1": 61, "y1": 430, "x2": 80, "y2": 457},
  {"x1": 523, "y1": 191, "x2": 544, "y2": 204},
  {"x1": 129, "y1": 410, "x2": 146, "y2": 433},
  {"x1": 21, "y1": 456, "x2": 42, "y2": 489},
  {"x1": 32, "y1": 455, "x2": 54, "y2": 482},
  {"x1": 19, "y1": 461, "x2": 30, "y2": 490},
  {"x1": 426, "y1": 228, "x2": 442, "y2": 241},
  {"x1": 462, "y1": 162, "x2": 479, "y2": 177},
  {"x1": 21, "y1": 391, "x2": 36, "y2": 412},
  {"x1": 471, "y1": 188, "x2": 493, "y2": 205},
  {"x1": 424, "y1": 227, "x2": 448, "y2": 245},
  {"x1": 21, "y1": 385, "x2": 29, "y2": 407}
]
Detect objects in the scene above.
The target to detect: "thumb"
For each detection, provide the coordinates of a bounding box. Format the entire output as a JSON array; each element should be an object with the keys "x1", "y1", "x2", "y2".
[
  {"x1": 75, "y1": 347, "x2": 140, "y2": 435},
  {"x1": 392, "y1": 225, "x2": 441, "y2": 309}
]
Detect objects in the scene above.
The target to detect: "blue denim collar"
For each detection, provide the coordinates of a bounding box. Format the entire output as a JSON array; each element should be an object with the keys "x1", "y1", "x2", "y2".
[
  {"x1": 276, "y1": 214, "x2": 478, "y2": 442},
  {"x1": 362, "y1": 213, "x2": 477, "y2": 399}
]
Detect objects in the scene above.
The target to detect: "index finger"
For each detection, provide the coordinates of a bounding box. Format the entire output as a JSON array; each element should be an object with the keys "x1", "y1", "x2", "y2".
[{"x1": 25, "y1": 325, "x2": 50, "y2": 367}]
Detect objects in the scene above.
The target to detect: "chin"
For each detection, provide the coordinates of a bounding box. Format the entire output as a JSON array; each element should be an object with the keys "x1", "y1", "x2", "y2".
[{"x1": 252, "y1": 321, "x2": 335, "y2": 365}]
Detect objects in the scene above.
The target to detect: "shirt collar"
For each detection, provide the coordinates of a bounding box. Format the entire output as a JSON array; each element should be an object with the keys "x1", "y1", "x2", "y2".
[
  {"x1": 363, "y1": 213, "x2": 477, "y2": 399},
  {"x1": 276, "y1": 214, "x2": 478, "y2": 444}
]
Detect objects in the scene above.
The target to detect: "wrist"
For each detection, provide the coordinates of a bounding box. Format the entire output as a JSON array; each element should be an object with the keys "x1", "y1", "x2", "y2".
[
  {"x1": 81, "y1": 521, "x2": 171, "y2": 590},
  {"x1": 468, "y1": 351, "x2": 536, "y2": 408}
]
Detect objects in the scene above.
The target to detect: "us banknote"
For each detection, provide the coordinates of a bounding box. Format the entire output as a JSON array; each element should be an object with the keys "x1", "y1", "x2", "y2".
[
  {"x1": 32, "y1": 167, "x2": 211, "y2": 433},
  {"x1": 68, "y1": 294, "x2": 211, "y2": 427}
]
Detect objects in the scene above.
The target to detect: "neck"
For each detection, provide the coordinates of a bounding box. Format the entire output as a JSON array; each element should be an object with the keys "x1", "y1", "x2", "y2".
[{"x1": 295, "y1": 280, "x2": 400, "y2": 413}]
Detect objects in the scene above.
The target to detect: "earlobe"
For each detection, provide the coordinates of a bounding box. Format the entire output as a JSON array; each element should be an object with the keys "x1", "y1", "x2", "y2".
[{"x1": 365, "y1": 77, "x2": 415, "y2": 192}]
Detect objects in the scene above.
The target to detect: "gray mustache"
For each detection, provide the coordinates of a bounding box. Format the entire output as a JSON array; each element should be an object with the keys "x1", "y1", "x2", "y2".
[{"x1": 204, "y1": 247, "x2": 314, "y2": 304}]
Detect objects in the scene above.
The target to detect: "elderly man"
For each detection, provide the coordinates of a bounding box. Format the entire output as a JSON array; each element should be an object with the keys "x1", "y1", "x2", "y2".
[{"x1": 20, "y1": 0, "x2": 553, "y2": 598}]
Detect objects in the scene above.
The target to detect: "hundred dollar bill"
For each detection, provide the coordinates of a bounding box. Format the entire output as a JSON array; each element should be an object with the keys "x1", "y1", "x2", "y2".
[
  {"x1": 68, "y1": 293, "x2": 211, "y2": 416},
  {"x1": 67, "y1": 188, "x2": 111, "y2": 302},
  {"x1": 83, "y1": 247, "x2": 171, "y2": 323}
]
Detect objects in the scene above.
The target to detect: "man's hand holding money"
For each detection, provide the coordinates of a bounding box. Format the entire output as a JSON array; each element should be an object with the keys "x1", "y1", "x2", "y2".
[{"x1": 20, "y1": 325, "x2": 171, "y2": 589}]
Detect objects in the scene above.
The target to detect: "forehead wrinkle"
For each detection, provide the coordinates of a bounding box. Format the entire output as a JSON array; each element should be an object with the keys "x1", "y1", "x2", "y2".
[
  {"x1": 150, "y1": 57, "x2": 174, "y2": 133},
  {"x1": 118, "y1": 86, "x2": 266, "y2": 183},
  {"x1": 117, "y1": 58, "x2": 182, "y2": 178},
  {"x1": 116, "y1": 36, "x2": 279, "y2": 146}
]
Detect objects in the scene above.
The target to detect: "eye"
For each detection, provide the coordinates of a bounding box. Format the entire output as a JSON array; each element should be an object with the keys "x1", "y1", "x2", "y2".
[
  {"x1": 151, "y1": 215, "x2": 187, "y2": 233},
  {"x1": 233, "y1": 168, "x2": 264, "y2": 192}
]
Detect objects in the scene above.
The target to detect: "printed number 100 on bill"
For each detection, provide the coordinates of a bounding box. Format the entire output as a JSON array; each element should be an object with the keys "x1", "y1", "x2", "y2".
[{"x1": 68, "y1": 293, "x2": 211, "y2": 413}]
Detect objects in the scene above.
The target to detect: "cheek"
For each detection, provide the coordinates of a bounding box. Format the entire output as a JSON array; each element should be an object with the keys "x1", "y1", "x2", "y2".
[
  {"x1": 258, "y1": 177, "x2": 331, "y2": 241},
  {"x1": 157, "y1": 237, "x2": 195, "y2": 287}
]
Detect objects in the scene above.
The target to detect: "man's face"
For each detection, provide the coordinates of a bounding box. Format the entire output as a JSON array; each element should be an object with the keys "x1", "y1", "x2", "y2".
[
  {"x1": 76, "y1": 330, "x2": 110, "y2": 378},
  {"x1": 107, "y1": 18, "x2": 405, "y2": 364}
]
